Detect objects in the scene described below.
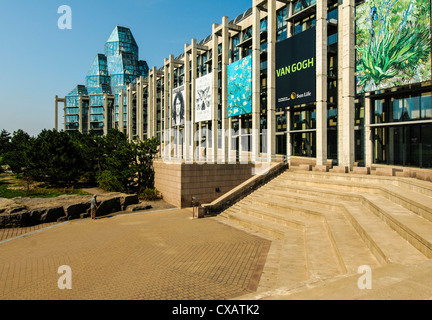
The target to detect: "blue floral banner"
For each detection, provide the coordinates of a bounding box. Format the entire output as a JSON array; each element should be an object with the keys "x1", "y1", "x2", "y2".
[{"x1": 227, "y1": 55, "x2": 252, "y2": 117}]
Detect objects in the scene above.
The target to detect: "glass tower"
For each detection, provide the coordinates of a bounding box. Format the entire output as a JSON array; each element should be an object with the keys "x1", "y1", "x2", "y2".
[{"x1": 65, "y1": 26, "x2": 149, "y2": 135}]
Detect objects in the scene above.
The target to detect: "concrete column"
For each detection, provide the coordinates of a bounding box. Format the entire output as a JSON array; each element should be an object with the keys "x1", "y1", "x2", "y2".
[
  {"x1": 152, "y1": 66, "x2": 158, "y2": 138},
  {"x1": 137, "y1": 76, "x2": 143, "y2": 141},
  {"x1": 169, "y1": 55, "x2": 175, "y2": 160},
  {"x1": 251, "y1": 4, "x2": 261, "y2": 163},
  {"x1": 184, "y1": 43, "x2": 192, "y2": 163},
  {"x1": 119, "y1": 91, "x2": 124, "y2": 133},
  {"x1": 78, "y1": 95, "x2": 84, "y2": 134},
  {"x1": 103, "y1": 94, "x2": 108, "y2": 136},
  {"x1": 55, "y1": 96, "x2": 59, "y2": 131},
  {"x1": 316, "y1": 0, "x2": 328, "y2": 166},
  {"x1": 147, "y1": 72, "x2": 153, "y2": 138},
  {"x1": 211, "y1": 23, "x2": 219, "y2": 163},
  {"x1": 191, "y1": 39, "x2": 198, "y2": 162},
  {"x1": 267, "y1": 0, "x2": 277, "y2": 162},
  {"x1": 228, "y1": 37, "x2": 234, "y2": 163},
  {"x1": 163, "y1": 61, "x2": 169, "y2": 158},
  {"x1": 365, "y1": 93, "x2": 373, "y2": 167},
  {"x1": 221, "y1": 17, "x2": 230, "y2": 164},
  {"x1": 287, "y1": 2, "x2": 294, "y2": 38},
  {"x1": 287, "y1": 109, "x2": 292, "y2": 161},
  {"x1": 339, "y1": 0, "x2": 356, "y2": 169},
  {"x1": 127, "y1": 85, "x2": 133, "y2": 139}
]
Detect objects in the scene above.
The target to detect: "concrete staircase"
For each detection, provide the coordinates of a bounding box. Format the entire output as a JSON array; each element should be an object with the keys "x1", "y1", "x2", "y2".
[{"x1": 215, "y1": 168, "x2": 432, "y2": 299}]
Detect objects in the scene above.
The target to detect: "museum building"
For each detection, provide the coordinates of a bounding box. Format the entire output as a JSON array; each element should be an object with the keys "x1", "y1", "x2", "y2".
[{"x1": 55, "y1": 0, "x2": 432, "y2": 206}]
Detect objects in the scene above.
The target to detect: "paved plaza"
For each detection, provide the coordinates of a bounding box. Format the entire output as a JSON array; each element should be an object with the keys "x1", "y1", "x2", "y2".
[{"x1": 0, "y1": 209, "x2": 270, "y2": 300}]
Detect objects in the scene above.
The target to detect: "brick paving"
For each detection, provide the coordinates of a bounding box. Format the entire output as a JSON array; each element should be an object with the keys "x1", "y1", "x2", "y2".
[{"x1": 0, "y1": 209, "x2": 271, "y2": 300}]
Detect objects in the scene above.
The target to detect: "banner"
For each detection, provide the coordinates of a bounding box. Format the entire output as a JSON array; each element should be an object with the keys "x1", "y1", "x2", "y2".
[
  {"x1": 356, "y1": 0, "x2": 431, "y2": 93},
  {"x1": 195, "y1": 73, "x2": 213, "y2": 123},
  {"x1": 172, "y1": 85, "x2": 185, "y2": 126},
  {"x1": 276, "y1": 27, "x2": 316, "y2": 108},
  {"x1": 227, "y1": 55, "x2": 252, "y2": 117}
]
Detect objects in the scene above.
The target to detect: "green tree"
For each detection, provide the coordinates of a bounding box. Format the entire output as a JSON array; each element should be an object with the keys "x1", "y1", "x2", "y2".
[
  {"x1": 97, "y1": 129, "x2": 135, "y2": 192},
  {"x1": 3, "y1": 129, "x2": 32, "y2": 176},
  {"x1": 0, "y1": 129, "x2": 11, "y2": 155},
  {"x1": 72, "y1": 131, "x2": 105, "y2": 184},
  {"x1": 29, "y1": 129, "x2": 83, "y2": 187},
  {"x1": 132, "y1": 137, "x2": 160, "y2": 194}
]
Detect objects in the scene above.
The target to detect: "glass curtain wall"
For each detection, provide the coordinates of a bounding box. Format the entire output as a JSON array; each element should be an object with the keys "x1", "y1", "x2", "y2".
[{"x1": 372, "y1": 92, "x2": 432, "y2": 168}]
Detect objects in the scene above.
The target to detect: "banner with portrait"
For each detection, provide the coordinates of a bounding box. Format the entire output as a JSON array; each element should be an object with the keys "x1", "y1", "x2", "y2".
[{"x1": 172, "y1": 85, "x2": 185, "y2": 126}]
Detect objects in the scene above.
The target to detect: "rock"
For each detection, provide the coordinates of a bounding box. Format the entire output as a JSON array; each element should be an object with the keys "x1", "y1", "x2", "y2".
[
  {"x1": 127, "y1": 204, "x2": 153, "y2": 212},
  {"x1": 64, "y1": 202, "x2": 90, "y2": 220},
  {"x1": 121, "y1": 194, "x2": 139, "y2": 210},
  {"x1": 95, "y1": 197, "x2": 121, "y2": 217},
  {"x1": 0, "y1": 192, "x2": 139, "y2": 228},
  {"x1": 41, "y1": 207, "x2": 66, "y2": 223}
]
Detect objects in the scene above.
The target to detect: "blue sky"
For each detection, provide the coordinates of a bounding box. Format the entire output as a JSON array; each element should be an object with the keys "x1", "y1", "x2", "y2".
[{"x1": 0, "y1": 0, "x2": 252, "y2": 136}]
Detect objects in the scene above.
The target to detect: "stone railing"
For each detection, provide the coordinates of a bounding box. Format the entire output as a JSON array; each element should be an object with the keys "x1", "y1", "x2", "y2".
[{"x1": 199, "y1": 162, "x2": 288, "y2": 217}]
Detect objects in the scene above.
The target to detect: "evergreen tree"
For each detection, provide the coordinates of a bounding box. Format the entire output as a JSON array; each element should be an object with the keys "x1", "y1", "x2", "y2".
[
  {"x1": 29, "y1": 129, "x2": 83, "y2": 187},
  {"x1": 97, "y1": 129, "x2": 135, "y2": 192},
  {"x1": 3, "y1": 129, "x2": 32, "y2": 177},
  {"x1": 132, "y1": 137, "x2": 160, "y2": 194}
]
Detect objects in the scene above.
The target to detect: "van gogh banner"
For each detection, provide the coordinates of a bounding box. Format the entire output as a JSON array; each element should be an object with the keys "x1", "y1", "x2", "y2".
[
  {"x1": 172, "y1": 85, "x2": 185, "y2": 126},
  {"x1": 195, "y1": 73, "x2": 213, "y2": 123},
  {"x1": 356, "y1": 0, "x2": 431, "y2": 93},
  {"x1": 276, "y1": 28, "x2": 316, "y2": 108},
  {"x1": 227, "y1": 55, "x2": 252, "y2": 117}
]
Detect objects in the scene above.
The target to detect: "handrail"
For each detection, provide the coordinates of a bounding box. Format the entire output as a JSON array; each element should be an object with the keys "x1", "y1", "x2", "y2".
[{"x1": 201, "y1": 162, "x2": 288, "y2": 216}]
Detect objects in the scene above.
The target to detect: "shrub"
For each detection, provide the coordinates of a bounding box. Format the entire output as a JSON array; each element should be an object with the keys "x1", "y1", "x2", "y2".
[{"x1": 140, "y1": 188, "x2": 159, "y2": 201}]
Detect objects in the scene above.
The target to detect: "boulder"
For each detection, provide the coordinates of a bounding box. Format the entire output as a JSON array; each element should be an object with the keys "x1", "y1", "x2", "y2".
[
  {"x1": 95, "y1": 197, "x2": 121, "y2": 217},
  {"x1": 64, "y1": 202, "x2": 91, "y2": 220},
  {"x1": 121, "y1": 194, "x2": 139, "y2": 210},
  {"x1": 41, "y1": 206, "x2": 66, "y2": 223}
]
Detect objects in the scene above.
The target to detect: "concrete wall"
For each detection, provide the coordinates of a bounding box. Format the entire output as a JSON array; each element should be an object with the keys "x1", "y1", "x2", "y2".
[{"x1": 154, "y1": 160, "x2": 254, "y2": 208}]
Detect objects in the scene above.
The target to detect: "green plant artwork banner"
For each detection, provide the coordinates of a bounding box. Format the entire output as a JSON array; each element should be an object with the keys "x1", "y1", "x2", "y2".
[{"x1": 356, "y1": 0, "x2": 431, "y2": 93}]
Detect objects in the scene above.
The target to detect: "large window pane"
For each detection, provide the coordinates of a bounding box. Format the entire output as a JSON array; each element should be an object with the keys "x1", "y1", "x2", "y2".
[
  {"x1": 422, "y1": 125, "x2": 432, "y2": 168},
  {"x1": 292, "y1": 131, "x2": 316, "y2": 157}
]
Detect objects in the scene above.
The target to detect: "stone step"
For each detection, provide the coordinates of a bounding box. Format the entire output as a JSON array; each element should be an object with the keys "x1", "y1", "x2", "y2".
[
  {"x1": 236, "y1": 204, "x2": 344, "y2": 281},
  {"x1": 249, "y1": 188, "x2": 343, "y2": 211},
  {"x1": 218, "y1": 210, "x2": 288, "y2": 240},
  {"x1": 342, "y1": 201, "x2": 427, "y2": 265},
  {"x1": 361, "y1": 194, "x2": 432, "y2": 259},
  {"x1": 271, "y1": 173, "x2": 432, "y2": 223},
  {"x1": 247, "y1": 187, "x2": 431, "y2": 263},
  {"x1": 282, "y1": 170, "x2": 432, "y2": 197},
  {"x1": 245, "y1": 259, "x2": 432, "y2": 300},
  {"x1": 239, "y1": 199, "x2": 381, "y2": 275}
]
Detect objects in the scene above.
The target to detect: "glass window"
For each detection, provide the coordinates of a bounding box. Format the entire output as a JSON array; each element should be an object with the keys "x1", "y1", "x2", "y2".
[
  {"x1": 422, "y1": 125, "x2": 432, "y2": 168},
  {"x1": 291, "y1": 108, "x2": 316, "y2": 131},
  {"x1": 90, "y1": 107, "x2": 104, "y2": 114},
  {"x1": 293, "y1": 0, "x2": 316, "y2": 14},
  {"x1": 276, "y1": 134, "x2": 287, "y2": 155},
  {"x1": 291, "y1": 131, "x2": 316, "y2": 157},
  {"x1": 374, "y1": 99, "x2": 385, "y2": 124},
  {"x1": 373, "y1": 124, "x2": 431, "y2": 168},
  {"x1": 405, "y1": 96, "x2": 421, "y2": 120},
  {"x1": 276, "y1": 114, "x2": 287, "y2": 132},
  {"x1": 422, "y1": 93, "x2": 432, "y2": 119}
]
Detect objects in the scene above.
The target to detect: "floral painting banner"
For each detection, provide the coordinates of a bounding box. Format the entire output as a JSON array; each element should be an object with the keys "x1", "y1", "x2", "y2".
[
  {"x1": 356, "y1": 0, "x2": 431, "y2": 93},
  {"x1": 227, "y1": 55, "x2": 252, "y2": 118}
]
